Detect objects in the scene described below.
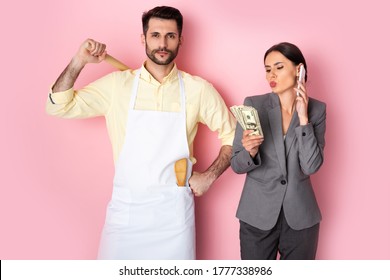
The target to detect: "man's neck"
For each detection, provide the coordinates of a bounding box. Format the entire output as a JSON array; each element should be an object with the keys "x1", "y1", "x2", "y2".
[{"x1": 144, "y1": 60, "x2": 175, "y2": 83}]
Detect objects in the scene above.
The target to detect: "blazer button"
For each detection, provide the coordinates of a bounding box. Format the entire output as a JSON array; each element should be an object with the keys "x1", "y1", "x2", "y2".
[
  {"x1": 281, "y1": 180, "x2": 287, "y2": 185},
  {"x1": 302, "y1": 132, "x2": 306, "y2": 136}
]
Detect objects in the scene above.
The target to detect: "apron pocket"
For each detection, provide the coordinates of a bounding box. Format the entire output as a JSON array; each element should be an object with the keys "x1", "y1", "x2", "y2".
[
  {"x1": 105, "y1": 201, "x2": 130, "y2": 226},
  {"x1": 105, "y1": 188, "x2": 132, "y2": 226},
  {"x1": 176, "y1": 187, "x2": 195, "y2": 226},
  {"x1": 128, "y1": 189, "x2": 168, "y2": 228}
]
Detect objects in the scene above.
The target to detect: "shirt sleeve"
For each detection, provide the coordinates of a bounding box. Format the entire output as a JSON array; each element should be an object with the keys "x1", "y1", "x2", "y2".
[
  {"x1": 46, "y1": 72, "x2": 117, "y2": 119},
  {"x1": 199, "y1": 82, "x2": 236, "y2": 146}
]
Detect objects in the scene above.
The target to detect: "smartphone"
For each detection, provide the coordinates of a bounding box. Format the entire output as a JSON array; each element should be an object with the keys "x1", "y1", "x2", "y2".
[{"x1": 296, "y1": 64, "x2": 306, "y2": 96}]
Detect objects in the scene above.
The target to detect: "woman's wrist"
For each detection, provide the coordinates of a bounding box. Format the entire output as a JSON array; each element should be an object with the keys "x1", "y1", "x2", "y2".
[{"x1": 300, "y1": 117, "x2": 309, "y2": 126}]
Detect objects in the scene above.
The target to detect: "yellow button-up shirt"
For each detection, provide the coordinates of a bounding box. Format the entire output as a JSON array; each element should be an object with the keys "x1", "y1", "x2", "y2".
[{"x1": 46, "y1": 64, "x2": 236, "y2": 163}]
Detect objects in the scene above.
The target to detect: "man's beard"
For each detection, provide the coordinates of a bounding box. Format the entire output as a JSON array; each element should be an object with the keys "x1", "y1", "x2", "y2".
[{"x1": 146, "y1": 43, "x2": 179, "y2": 65}]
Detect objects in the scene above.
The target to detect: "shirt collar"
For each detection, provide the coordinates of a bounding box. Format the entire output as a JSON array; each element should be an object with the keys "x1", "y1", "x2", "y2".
[{"x1": 140, "y1": 63, "x2": 179, "y2": 85}]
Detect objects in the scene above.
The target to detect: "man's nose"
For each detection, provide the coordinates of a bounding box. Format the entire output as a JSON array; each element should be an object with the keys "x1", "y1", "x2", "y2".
[{"x1": 158, "y1": 37, "x2": 168, "y2": 49}]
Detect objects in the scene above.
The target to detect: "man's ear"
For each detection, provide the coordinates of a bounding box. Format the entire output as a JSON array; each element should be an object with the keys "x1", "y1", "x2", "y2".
[
  {"x1": 179, "y1": 36, "x2": 183, "y2": 46},
  {"x1": 141, "y1": 34, "x2": 145, "y2": 45}
]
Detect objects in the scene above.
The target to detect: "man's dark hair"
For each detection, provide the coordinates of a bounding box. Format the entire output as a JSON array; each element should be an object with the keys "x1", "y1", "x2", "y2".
[{"x1": 142, "y1": 6, "x2": 183, "y2": 36}]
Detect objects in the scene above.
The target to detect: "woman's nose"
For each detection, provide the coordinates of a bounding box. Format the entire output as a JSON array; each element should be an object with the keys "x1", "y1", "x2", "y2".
[{"x1": 268, "y1": 71, "x2": 276, "y2": 79}]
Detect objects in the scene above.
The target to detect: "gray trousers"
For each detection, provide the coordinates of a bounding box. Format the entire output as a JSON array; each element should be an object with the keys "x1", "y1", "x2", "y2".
[{"x1": 239, "y1": 208, "x2": 320, "y2": 260}]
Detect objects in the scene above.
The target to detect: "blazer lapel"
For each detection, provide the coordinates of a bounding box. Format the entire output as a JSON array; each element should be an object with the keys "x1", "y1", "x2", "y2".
[
  {"x1": 268, "y1": 96, "x2": 287, "y2": 176},
  {"x1": 285, "y1": 111, "x2": 299, "y2": 157}
]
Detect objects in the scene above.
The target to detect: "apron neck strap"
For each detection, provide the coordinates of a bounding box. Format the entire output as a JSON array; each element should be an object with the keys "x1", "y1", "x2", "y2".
[
  {"x1": 178, "y1": 71, "x2": 186, "y2": 115},
  {"x1": 129, "y1": 68, "x2": 186, "y2": 115}
]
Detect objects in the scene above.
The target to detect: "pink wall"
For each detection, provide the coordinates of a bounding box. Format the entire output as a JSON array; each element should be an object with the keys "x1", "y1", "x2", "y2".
[{"x1": 1, "y1": 0, "x2": 389, "y2": 259}]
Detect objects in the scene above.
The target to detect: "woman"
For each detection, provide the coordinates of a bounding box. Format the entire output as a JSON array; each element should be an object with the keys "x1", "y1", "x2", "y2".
[{"x1": 231, "y1": 42, "x2": 326, "y2": 259}]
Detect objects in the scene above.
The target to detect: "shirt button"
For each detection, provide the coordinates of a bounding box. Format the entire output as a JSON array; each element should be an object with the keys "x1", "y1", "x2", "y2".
[{"x1": 281, "y1": 180, "x2": 287, "y2": 185}]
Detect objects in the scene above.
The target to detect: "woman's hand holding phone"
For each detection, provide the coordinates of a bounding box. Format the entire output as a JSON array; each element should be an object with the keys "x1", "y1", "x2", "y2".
[
  {"x1": 296, "y1": 64, "x2": 306, "y2": 96},
  {"x1": 295, "y1": 64, "x2": 309, "y2": 125}
]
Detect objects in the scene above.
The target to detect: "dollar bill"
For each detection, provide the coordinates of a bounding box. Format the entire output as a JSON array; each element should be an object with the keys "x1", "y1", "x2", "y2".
[{"x1": 230, "y1": 105, "x2": 263, "y2": 136}]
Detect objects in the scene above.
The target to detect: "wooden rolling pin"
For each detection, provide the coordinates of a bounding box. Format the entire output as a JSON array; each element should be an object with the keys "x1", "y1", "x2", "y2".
[{"x1": 104, "y1": 54, "x2": 129, "y2": 71}]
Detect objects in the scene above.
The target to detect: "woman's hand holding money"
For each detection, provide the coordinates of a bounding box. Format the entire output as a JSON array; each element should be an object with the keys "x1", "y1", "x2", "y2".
[{"x1": 242, "y1": 130, "x2": 264, "y2": 158}]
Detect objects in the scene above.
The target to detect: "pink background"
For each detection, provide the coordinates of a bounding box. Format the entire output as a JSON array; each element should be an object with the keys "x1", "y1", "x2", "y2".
[{"x1": 1, "y1": 0, "x2": 389, "y2": 259}]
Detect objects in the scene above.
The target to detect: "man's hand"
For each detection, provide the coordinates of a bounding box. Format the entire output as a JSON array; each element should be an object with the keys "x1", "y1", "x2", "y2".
[
  {"x1": 188, "y1": 145, "x2": 232, "y2": 197},
  {"x1": 189, "y1": 171, "x2": 215, "y2": 197},
  {"x1": 76, "y1": 38, "x2": 107, "y2": 66},
  {"x1": 52, "y1": 39, "x2": 107, "y2": 93}
]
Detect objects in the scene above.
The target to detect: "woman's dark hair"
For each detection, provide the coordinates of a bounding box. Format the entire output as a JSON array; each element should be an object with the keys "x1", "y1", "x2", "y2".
[
  {"x1": 142, "y1": 6, "x2": 183, "y2": 37},
  {"x1": 264, "y1": 42, "x2": 307, "y2": 82}
]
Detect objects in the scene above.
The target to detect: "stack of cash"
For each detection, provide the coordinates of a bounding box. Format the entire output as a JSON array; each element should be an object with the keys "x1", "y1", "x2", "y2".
[{"x1": 230, "y1": 105, "x2": 263, "y2": 136}]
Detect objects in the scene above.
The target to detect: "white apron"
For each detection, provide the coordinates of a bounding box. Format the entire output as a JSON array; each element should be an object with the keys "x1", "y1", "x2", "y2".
[{"x1": 98, "y1": 70, "x2": 195, "y2": 260}]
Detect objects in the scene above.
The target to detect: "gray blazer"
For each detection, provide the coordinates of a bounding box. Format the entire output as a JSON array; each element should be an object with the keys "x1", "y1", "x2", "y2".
[{"x1": 231, "y1": 93, "x2": 326, "y2": 231}]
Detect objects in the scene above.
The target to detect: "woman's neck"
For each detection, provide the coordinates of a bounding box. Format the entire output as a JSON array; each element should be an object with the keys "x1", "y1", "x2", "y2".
[{"x1": 278, "y1": 91, "x2": 296, "y2": 114}]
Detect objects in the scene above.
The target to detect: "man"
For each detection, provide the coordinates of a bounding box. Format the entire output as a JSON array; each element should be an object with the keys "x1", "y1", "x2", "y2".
[{"x1": 46, "y1": 6, "x2": 236, "y2": 259}]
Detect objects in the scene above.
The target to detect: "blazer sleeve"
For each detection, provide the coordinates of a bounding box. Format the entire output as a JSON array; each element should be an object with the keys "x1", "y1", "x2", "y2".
[
  {"x1": 295, "y1": 101, "x2": 326, "y2": 175},
  {"x1": 231, "y1": 96, "x2": 262, "y2": 174}
]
